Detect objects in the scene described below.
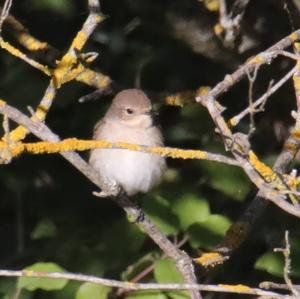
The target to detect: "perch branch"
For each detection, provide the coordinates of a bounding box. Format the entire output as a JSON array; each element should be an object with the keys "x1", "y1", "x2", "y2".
[{"x1": 0, "y1": 134, "x2": 240, "y2": 167}]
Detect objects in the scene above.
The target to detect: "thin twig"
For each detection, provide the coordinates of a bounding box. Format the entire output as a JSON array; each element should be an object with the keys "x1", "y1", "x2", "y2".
[
  {"x1": 229, "y1": 66, "x2": 297, "y2": 127},
  {"x1": 0, "y1": 269, "x2": 292, "y2": 298},
  {"x1": 246, "y1": 65, "x2": 259, "y2": 135},
  {"x1": 129, "y1": 237, "x2": 189, "y2": 284}
]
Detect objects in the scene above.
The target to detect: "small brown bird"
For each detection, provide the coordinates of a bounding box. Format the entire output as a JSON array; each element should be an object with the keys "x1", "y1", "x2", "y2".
[{"x1": 89, "y1": 89, "x2": 166, "y2": 196}]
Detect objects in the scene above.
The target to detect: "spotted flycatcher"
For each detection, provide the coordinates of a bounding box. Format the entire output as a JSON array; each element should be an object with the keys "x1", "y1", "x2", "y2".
[{"x1": 89, "y1": 89, "x2": 166, "y2": 196}]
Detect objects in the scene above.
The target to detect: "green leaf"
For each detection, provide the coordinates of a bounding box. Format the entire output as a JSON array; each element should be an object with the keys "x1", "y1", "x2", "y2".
[
  {"x1": 125, "y1": 290, "x2": 168, "y2": 299},
  {"x1": 142, "y1": 196, "x2": 179, "y2": 236},
  {"x1": 154, "y1": 259, "x2": 183, "y2": 283},
  {"x1": 0, "y1": 278, "x2": 24, "y2": 299},
  {"x1": 31, "y1": 219, "x2": 57, "y2": 240},
  {"x1": 17, "y1": 263, "x2": 68, "y2": 291},
  {"x1": 154, "y1": 259, "x2": 189, "y2": 299},
  {"x1": 187, "y1": 214, "x2": 231, "y2": 250},
  {"x1": 76, "y1": 283, "x2": 111, "y2": 299},
  {"x1": 101, "y1": 219, "x2": 146, "y2": 255},
  {"x1": 171, "y1": 194, "x2": 210, "y2": 230},
  {"x1": 52, "y1": 281, "x2": 79, "y2": 299},
  {"x1": 255, "y1": 252, "x2": 284, "y2": 277},
  {"x1": 255, "y1": 240, "x2": 300, "y2": 278},
  {"x1": 201, "y1": 161, "x2": 250, "y2": 201}
]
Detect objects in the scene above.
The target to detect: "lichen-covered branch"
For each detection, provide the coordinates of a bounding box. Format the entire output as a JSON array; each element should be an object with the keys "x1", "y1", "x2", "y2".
[
  {"x1": 0, "y1": 6, "x2": 111, "y2": 89},
  {"x1": 0, "y1": 134, "x2": 239, "y2": 166}
]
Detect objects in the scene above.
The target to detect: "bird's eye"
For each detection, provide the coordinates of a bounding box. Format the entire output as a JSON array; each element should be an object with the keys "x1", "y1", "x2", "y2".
[{"x1": 126, "y1": 108, "x2": 134, "y2": 114}]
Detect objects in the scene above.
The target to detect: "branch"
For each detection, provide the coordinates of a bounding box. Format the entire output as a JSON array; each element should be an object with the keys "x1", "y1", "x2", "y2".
[
  {"x1": 0, "y1": 4, "x2": 111, "y2": 89},
  {"x1": 0, "y1": 269, "x2": 292, "y2": 298},
  {"x1": 0, "y1": 37, "x2": 51, "y2": 75},
  {"x1": 0, "y1": 134, "x2": 240, "y2": 167}
]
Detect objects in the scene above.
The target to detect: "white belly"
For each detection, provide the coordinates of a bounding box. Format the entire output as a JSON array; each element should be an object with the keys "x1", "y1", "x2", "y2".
[
  {"x1": 89, "y1": 121, "x2": 166, "y2": 195},
  {"x1": 90, "y1": 148, "x2": 165, "y2": 195}
]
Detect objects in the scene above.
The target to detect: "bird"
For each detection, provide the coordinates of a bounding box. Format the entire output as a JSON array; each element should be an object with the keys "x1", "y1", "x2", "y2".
[{"x1": 89, "y1": 89, "x2": 166, "y2": 196}]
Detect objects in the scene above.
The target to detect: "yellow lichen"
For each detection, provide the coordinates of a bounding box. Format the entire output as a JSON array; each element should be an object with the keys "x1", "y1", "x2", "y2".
[
  {"x1": 289, "y1": 32, "x2": 300, "y2": 41},
  {"x1": 35, "y1": 105, "x2": 48, "y2": 120},
  {"x1": 248, "y1": 151, "x2": 276, "y2": 180},
  {"x1": 218, "y1": 284, "x2": 251, "y2": 292},
  {"x1": 294, "y1": 42, "x2": 300, "y2": 52},
  {"x1": 283, "y1": 142, "x2": 299, "y2": 153},
  {"x1": 165, "y1": 94, "x2": 185, "y2": 107},
  {"x1": 70, "y1": 31, "x2": 87, "y2": 51},
  {"x1": 293, "y1": 74, "x2": 300, "y2": 91},
  {"x1": 204, "y1": 0, "x2": 220, "y2": 12},
  {"x1": 228, "y1": 117, "x2": 238, "y2": 127},
  {"x1": 291, "y1": 128, "x2": 300, "y2": 139},
  {"x1": 285, "y1": 175, "x2": 300, "y2": 190},
  {"x1": 95, "y1": 14, "x2": 105, "y2": 23},
  {"x1": 10, "y1": 127, "x2": 28, "y2": 142},
  {"x1": 194, "y1": 252, "x2": 224, "y2": 267},
  {"x1": 196, "y1": 86, "x2": 211, "y2": 96},
  {"x1": 247, "y1": 55, "x2": 265, "y2": 65},
  {"x1": 22, "y1": 270, "x2": 34, "y2": 276},
  {"x1": 19, "y1": 34, "x2": 48, "y2": 51},
  {"x1": 0, "y1": 38, "x2": 50, "y2": 75},
  {"x1": 116, "y1": 142, "x2": 142, "y2": 152},
  {"x1": 214, "y1": 23, "x2": 224, "y2": 35},
  {"x1": 0, "y1": 138, "x2": 212, "y2": 162},
  {"x1": 77, "y1": 70, "x2": 111, "y2": 88},
  {"x1": 43, "y1": 88, "x2": 56, "y2": 101}
]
